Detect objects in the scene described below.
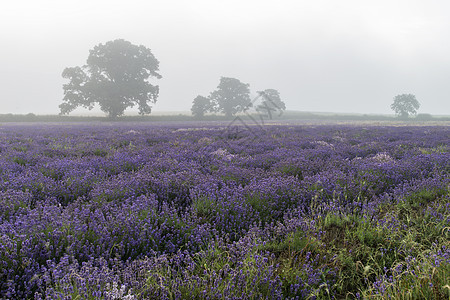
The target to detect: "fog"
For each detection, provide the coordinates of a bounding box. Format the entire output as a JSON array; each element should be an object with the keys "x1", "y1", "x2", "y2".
[{"x1": 1, "y1": 0, "x2": 450, "y2": 116}]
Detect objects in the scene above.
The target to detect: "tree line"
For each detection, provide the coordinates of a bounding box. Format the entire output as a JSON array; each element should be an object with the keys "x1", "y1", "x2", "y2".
[
  {"x1": 191, "y1": 78, "x2": 285, "y2": 119},
  {"x1": 60, "y1": 39, "x2": 422, "y2": 119}
]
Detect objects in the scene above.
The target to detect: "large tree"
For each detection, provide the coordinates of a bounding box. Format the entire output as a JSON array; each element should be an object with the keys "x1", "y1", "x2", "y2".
[
  {"x1": 390, "y1": 94, "x2": 420, "y2": 118},
  {"x1": 210, "y1": 77, "x2": 251, "y2": 118},
  {"x1": 60, "y1": 39, "x2": 162, "y2": 118}
]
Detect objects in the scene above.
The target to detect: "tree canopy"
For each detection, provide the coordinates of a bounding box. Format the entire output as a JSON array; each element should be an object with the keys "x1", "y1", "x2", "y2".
[
  {"x1": 191, "y1": 95, "x2": 211, "y2": 118},
  {"x1": 209, "y1": 77, "x2": 251, "y2": 118},
  {"x1": 60, "y1": 39, "x2": 161, "y2": 118},
  {"x1": 390, "y1": 94, "x2": 420, "y2": 118},
  {"x1": 256, "y1": 89, "x2": 286, "y2": 118}
]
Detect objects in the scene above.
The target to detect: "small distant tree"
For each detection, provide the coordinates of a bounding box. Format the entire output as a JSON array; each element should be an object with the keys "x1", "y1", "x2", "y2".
[
  {"x1": 60, "y1": 39, "x2": 162, "y2": 118},
  {"x1": 191, "y1": 95, "x2": 211, "y2": 119},
  {"x1": 256, "y1": 89, "x2": 286, "y2": 117},
  {"x1": 210, "y1": 77, "x2": 251, "y2": 118},
  {"x1": 416, "y1": 113, "x2": 432, "y2": 121},
  {"x1": 391, "y1": 94, "x2": 420, "y2": 118}
]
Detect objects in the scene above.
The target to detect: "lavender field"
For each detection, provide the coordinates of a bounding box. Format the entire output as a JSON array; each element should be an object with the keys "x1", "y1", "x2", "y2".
[{"x1": 0, "y1": 123, "x2": 448, "y2": 299}]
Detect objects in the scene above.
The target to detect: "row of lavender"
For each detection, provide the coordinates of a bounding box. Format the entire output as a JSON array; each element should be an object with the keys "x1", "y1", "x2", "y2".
[{"x1": 0, "y1": 123, "x2": 448, "y2": 299}]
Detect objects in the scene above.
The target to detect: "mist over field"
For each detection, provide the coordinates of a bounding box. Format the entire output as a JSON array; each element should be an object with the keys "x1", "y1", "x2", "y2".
[
  {"x1": 0, "y1": 2, "x2": 449, "y2": 298},
  {"x1": 1, "y1": 0, "x2": 450, "y2": 116}
]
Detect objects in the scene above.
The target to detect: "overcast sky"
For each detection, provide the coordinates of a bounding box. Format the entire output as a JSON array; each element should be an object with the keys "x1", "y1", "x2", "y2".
[{"x1": 1, "y1": 0, "x2": 450, "y2": 115}]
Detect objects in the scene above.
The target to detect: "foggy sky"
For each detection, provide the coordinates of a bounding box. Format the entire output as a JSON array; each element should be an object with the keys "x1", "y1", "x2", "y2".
[{"x1": 1, "y1": 0, "x2": 450, "y2": 116}]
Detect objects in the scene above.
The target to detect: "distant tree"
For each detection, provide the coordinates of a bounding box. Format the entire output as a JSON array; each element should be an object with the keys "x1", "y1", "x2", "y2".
[
  {"x1": 191, "y1": 95, "x2": 211, "y2": 118},
  {"x1": 210, "y1": 77, "x2": 251, "y2": 118},
  {"x1": 416, "y1": 113, "x2": 433, "y2": 121},
  {"x1": 390, "y1": 94, "x2": 420, "y2": 118},
  {"x1": 60, "y1": 39, "x2": 162, "y2": 118},
  {"x1": 256, "y1": 89, "x2": 286, "y2": 117}
]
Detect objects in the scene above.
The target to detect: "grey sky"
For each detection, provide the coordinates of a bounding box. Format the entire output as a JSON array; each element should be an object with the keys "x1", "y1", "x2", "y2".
[{"x1": 1, "y1": 0, "x2": 450, "y2": 115}]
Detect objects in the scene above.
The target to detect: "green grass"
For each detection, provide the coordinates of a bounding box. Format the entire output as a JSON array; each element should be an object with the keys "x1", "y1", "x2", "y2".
[
  {"x1": 139, "y1": 242, "x2": 279, "y2": 299},
  {"x1": 325, "y1": 187, "x2": 449, "y2": 298},
  {"x1": 192, "y1": 196, "x2": 217, "y2": 221},
  {"x1": 277, "y1": 164, "x2": 304, "y2": 180},
  {"x1": 249, "y1": 184, "x2": 450, "y2": 299}
]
